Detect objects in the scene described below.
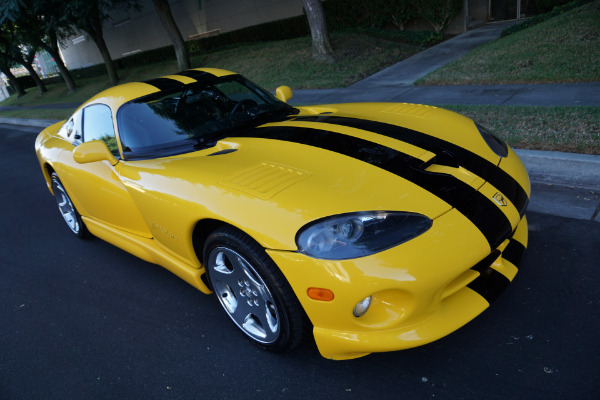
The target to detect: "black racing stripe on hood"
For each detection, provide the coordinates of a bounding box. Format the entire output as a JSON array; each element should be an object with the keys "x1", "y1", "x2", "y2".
[
  {"x1": 176, "y1": 69, "x2": 212, "y2": 81},
  {"x1": 295, "y1": 116, "x2": 529, "y2": 216},
  {"x1": 467, "y1": 250, "x2": 510, "y2": 304},
  {"x1": 143, "y1": 78, "x2": 185, "y2": 91},
  {"x1": 250, "y1": 126, "x2": 512, "y2": 250},
  {"x1": 502, "y1": 238, "x2": 526, "y2": 268}
]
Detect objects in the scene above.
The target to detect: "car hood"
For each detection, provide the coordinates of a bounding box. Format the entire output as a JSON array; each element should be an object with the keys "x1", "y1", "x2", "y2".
[{"x1": 120, "y1": 103, "x2": 525, "y2": 251}]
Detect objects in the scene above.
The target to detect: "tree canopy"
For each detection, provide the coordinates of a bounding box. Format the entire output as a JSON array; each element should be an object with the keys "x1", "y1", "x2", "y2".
[{"x1": 0, "y1": 0, "x2": 141, "y2": 92}]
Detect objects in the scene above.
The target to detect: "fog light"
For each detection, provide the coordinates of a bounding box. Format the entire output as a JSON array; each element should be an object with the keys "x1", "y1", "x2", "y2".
[{"x1": 353, "y1": 296, "x2": 372, "y2": 317}]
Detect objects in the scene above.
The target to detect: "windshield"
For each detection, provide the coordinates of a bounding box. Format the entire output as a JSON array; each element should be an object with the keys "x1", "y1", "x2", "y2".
[{"x1": 117, "y1": 74, "x2": 297, "y2": 159}]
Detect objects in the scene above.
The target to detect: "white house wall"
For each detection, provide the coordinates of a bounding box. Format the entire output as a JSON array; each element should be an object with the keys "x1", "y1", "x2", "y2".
[{"x1": 60, "y1": 0, "x2": 304, "y2": 70}]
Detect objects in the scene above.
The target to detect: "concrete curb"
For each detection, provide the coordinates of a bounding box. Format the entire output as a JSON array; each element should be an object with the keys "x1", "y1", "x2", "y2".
[
  {"x1": 0, "y1": 117, "x2": 60, "y2": 128},
  {"x1": 515, "y1": 149, "x2": 600, "y2": 191}
]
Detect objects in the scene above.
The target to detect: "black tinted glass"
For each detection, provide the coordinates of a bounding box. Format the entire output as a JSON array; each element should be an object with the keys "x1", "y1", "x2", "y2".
[{"x1": 117, "y1": 75, "x2": 295, "y2": 160}]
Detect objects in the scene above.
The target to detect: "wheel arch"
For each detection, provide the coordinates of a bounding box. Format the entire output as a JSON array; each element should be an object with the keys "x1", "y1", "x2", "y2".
[
  {"x1": 192, "y1": 218, "x2": 283, "y2": 263},
  {"x1": 200, "y1": 222, "x2": 311, "y2": 351},
  {"x1": 43, "y1": 163, "x2": 56, "y2": 194},
  {"x1": 191, "y1": 219, "x2": 286, "y2": 290},
  {"x1": 192, "y1": 218, "x2": 226, "y2": 264}
]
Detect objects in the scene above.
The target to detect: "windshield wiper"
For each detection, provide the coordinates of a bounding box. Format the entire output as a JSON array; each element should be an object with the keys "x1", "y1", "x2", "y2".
[{"x1": 191, "y1": 130, "x2": 228, "y2": 150}]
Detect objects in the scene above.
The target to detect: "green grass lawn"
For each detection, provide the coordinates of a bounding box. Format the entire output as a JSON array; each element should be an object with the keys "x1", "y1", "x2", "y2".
[
  {"x1": 197, "y1": 33, "x2": 424, "y2": 89},
  {"x1": 418, "y1": 0, "x2": 600, "y2": 154},
  {"x1": 443, "y1": 105, "x2": 600, "y2": 154},
  {"x1": 417, "y1": 0, "x2": 600, "y2": 85},
  {"x1": 0, "y1": 108, "x2": 75, "y2": 120}
]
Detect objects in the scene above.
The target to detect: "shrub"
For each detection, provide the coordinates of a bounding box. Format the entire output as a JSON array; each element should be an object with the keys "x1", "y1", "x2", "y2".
[
  {"x1": 323, "y1": 0, "x2": 462, "y2": 34},
  {"x1": 502, "y1": 0, "x2": 594, "y2": 36},
  {"x1": 417, "y1": 0, "x2": 463, "y2": 33},
  {"x1": 14, "y1": 75, "x2": 37, "y2": 90},
  {"x1": 352, "y1": 28, "x2": 442, "y2": 46},
  {"x1": 323, "y1": 0, "x2": 419, "y2": 30},
  {"x1": 188, "y1": 15, "x2": 309, "y2": 54},
  {"x1": 535, "y1": 0, "x2": 575, "y2": 13}
]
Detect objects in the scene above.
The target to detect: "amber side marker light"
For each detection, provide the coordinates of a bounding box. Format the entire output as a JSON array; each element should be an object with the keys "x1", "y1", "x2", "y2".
[{"x1": 307, "y1": 287, "x2": 335, "y2": 301}]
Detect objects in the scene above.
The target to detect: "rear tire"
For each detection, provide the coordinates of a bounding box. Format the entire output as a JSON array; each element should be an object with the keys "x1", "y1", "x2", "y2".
[
  {"x1": 50, "y1": 172, "x2": 89, "y2": 238},
  {"x1": 204, "y1": 226, "x2": 309, "y2": 352}
]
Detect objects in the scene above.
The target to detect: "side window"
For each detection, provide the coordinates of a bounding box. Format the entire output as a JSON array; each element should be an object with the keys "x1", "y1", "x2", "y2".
[{"x1": 82, "y1": 104, "x2": 119, "y2": 156}]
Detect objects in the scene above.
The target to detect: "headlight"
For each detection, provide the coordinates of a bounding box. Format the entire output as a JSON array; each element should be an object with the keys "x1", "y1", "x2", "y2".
[
  {"x1": 477, "y1": 124, "x2": 508, "y2": 157},
  {"x1": 296, "y1": 211, "x2": 432, "y2": 260}
]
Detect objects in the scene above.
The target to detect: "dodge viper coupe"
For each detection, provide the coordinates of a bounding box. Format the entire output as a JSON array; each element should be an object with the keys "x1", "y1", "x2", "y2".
[{"x1": 35, "y1": 68, "x2": 529, "y2": 360}]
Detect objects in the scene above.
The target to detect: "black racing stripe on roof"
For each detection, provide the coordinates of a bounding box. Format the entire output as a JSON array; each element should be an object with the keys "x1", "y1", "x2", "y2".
[
  {"x1": 502, "y1": 238, "x2": 526, "y2": 268},
  {"x1": 467, "y1": 250, "x2": 510, "y2": 304},
  {"x1": 295, "y1": 116, "x2": 529, "y2": 216},
  {"x1": 249, "y1": 126, "x2": 512, "y2": 250},
  {"x1": 176, "y1": 69, "x2": 211, "y2": 81},
  {"x1": 143, "y1": 77, "x2": 185, "y2": 91}
]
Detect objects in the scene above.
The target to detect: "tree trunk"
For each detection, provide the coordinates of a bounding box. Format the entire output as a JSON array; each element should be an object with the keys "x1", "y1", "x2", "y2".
[
  {"x1": 22, "y1": 49, "x2": 47, "y2": 95},
  {"x1": 0, "y1": 65, "x2": 26, "y2": 98},
  {"x1": 85, "y1": 12, "x2": 119, "y2": 86},
  {"x1": 302, "y1": 0, "x2": 334, "y2": 62},
  {"x1": 152, "y1": 0, "x2": 190, "y2": 71},
  {"x1": 21, "y1": 63, "x2": 47, "y2": 95},
  {"x1": 40, "y1": 31, "x2": 76, "y2": 93}
]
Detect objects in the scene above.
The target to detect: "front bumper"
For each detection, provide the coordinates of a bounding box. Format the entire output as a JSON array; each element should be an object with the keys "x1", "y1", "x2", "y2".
[{"x1": 268, "y1": 210, "x2": 528, "y2": 360}]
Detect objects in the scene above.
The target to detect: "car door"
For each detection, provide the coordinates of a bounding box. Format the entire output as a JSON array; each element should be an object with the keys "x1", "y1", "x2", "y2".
[{"x1": 57, "y1": 103, "x2": 152, "y2": 238}]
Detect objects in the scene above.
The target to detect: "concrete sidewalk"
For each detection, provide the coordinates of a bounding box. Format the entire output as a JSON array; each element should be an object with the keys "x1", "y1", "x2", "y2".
[
  {"x1": 288, "y1": 20, "x2": 599, "y2": 107},
  {"x1": 289, "y1": 82, "x2": 600, "y2": 106}
]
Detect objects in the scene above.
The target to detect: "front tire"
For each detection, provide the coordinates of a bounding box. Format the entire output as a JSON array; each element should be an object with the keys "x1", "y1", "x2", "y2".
[
  {"x1": 204, "y1": 226, "x2": 309, "y2": 352},
  {"x1": 50, "y1": 172, "x2": 89, "y2": 238}
]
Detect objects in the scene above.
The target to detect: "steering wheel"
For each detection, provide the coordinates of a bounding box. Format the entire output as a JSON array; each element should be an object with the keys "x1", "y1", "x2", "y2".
[{"x1": 230, "y1": 99, "x2": 258, "y2": 115}]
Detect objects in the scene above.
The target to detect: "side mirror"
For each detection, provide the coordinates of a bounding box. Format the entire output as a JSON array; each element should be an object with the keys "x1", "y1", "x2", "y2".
[
  {"x1": 73, "y1": 140, "x2": 118, "y2": 166},
  {"x1": 275, "y1": 86, "x2": 293, "y2": 103}
]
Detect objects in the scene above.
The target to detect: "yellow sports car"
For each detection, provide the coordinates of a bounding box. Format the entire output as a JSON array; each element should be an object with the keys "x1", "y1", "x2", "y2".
[{"x1": 35, "y1": 68, "x2": 529, "y2": 360}]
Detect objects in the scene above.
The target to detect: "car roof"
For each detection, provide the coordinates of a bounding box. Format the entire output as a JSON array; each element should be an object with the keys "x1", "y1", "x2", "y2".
[{"x1": 79, "y1": 68, "x2": 237, "y2": 111}]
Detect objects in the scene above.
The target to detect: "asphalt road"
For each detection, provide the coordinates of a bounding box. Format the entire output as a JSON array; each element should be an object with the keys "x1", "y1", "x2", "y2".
[{"x1": 1, "y1": 124, "x2": 599, "y2": 400}]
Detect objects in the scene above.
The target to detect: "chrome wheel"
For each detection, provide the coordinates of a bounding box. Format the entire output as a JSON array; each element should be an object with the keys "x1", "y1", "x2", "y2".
[
  {"x1": 204, "y1": 226, "x2": 310, "y2": 352},
  {"x1": 50, "y1": 173, "x2": 88, "y2": 237},
  {"x1": 207, "y1": 247, "x2": 280, "y2": 343}
]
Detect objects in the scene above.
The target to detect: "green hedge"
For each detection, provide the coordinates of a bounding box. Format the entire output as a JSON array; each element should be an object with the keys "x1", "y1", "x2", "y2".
[
  {"x1": 350, "y1": 27, "x2": 442, "y2": 46},
  {"x1": 535, "y1": 0, "x2": 575, "y2": 13},
  {"x1": 65, "y1": 7, "x2": 446, "y2": 82},
  {"x1": 417, "y1": 0, "x2": 463, "y2": 33},
  {"x1": 323, "y1": 0, "x2": 461, "y2": 33},
  {"x1": 188, "y1": 15, "x2": 309, "y2": 54},
  {"x1": 323, "y1": 0, "x2": 418, "y2": 30},
  {"x1": 67, "y1": 15, "x2": 309, "y2": 80},
  {"x1": 71, "y1": 63, "x2": 111, "y2": 80},
  {"x1": 502, "y1": 0, "x2": 593, "y2": 36},
  {"x1": 13, "y1": 75, "x2": 37, "y2": 90}
]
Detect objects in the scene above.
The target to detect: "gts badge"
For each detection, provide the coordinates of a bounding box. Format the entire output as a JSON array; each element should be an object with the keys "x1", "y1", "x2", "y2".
[
  {"x1": 151, "y1": 222, "x2": 178, "y2": 240},
  {"x1": 492, "y1": 192, "x2": 508, "y2": 207}
]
